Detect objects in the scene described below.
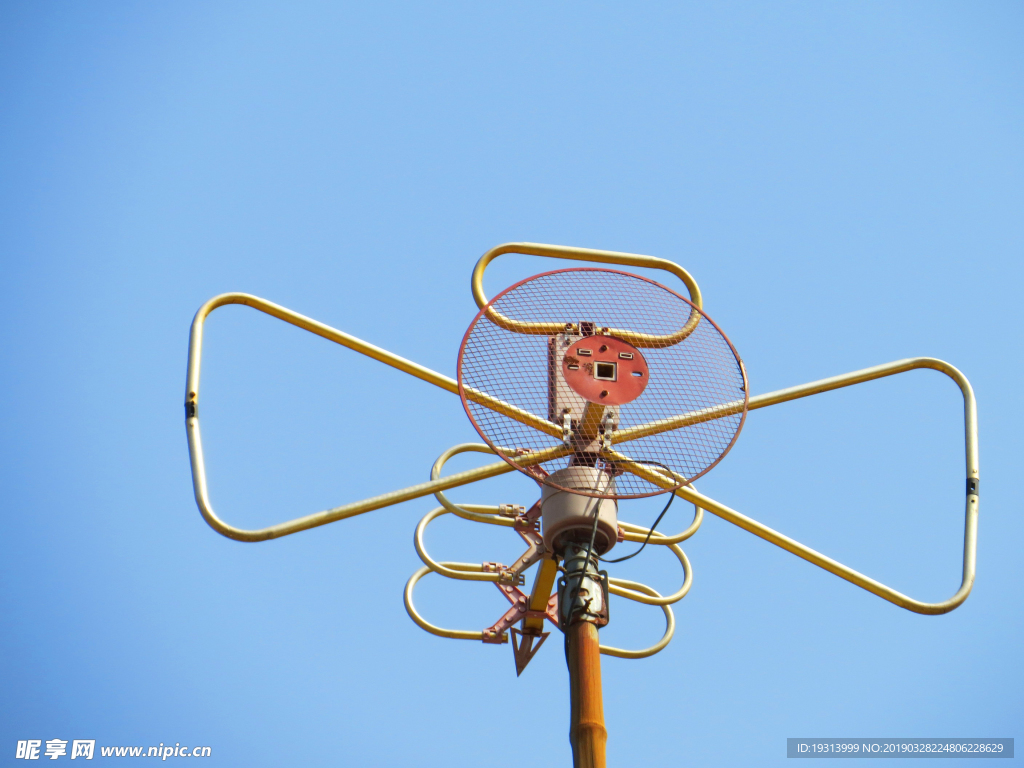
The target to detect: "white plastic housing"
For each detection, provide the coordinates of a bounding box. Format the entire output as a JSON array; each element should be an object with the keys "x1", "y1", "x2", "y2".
[{"x1": 541, "y1": 467, "x2": 618, "y2": 555}]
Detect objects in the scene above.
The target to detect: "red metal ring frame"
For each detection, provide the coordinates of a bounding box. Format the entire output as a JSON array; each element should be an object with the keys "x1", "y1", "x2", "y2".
[{"x1": 457, "y1": 267, "x2": 750, "y2": 499}]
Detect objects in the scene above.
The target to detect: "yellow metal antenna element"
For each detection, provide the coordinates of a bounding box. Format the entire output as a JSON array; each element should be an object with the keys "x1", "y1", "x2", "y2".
[
  {"x1": 185, "y1": 243, "x2": 979, "y2": 768},
  {"x1": 470, "y1": 243, "x2": 703, "y2": 347}
]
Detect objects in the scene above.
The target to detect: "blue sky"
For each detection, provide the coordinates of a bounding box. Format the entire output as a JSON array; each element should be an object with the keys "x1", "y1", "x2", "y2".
[{"x1": 1, "y1": 2, "x2": 1021, "y2": 765}]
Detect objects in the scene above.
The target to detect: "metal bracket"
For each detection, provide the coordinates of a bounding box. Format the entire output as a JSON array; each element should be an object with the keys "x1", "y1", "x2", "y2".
[
  {"x1": 483, "y1": 582, "x2": 560, "y2": 645},
  {"x1": 501, "y1": 502, "x2": 549, "y2": 581},
  {"x1": 481, "y1": 562, "x2": 525, "y2": 587}
]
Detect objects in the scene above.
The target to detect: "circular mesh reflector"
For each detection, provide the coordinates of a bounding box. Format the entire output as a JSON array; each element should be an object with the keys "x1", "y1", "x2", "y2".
[{"x1": 458, "y1": 268, "x2": 748, "y2": 499}]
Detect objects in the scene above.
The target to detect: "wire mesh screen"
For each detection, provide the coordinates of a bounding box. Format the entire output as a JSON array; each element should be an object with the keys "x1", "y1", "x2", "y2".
[{"x1": 458, "y1": 268, "x2": 748, "y2": 499}]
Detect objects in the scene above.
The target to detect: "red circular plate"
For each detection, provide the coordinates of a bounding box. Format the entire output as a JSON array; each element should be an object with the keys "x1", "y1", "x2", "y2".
[{"x1": 561, "y1": 335, "x2": 649, "y2": 406}]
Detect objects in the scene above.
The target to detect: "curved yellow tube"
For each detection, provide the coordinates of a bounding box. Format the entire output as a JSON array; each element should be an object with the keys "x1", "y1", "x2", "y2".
[
  {"x1": 612, "y1": 357, "x2": 979, "y2": 616},
  {"x1": 597, "y1": 581, "x2": 676, "y2": 659},
  {"x1": 470, "y1": 242, "x2": 703, "y2": 347},
  {"x1": 414, "y1": 506, "x2": 504, "y2": 582},
  {"x1": 184, "y1": 293, "x2": 564, "y2": 541},
  {"x1": 404, "y1": 566, "x2": 485, "y2": 641},
  {"x1": 608, "y1": 543, "x2": 692, "y2": 607},
  {"x1": 404, "y1": 544, "x2": 681, "y2": 658},
  {"x1": 429, "y1": 443, "x2": 517, "y2": 526},
  {"x1": 619, "y1": 506, "x2": 703, "y2": 545}
]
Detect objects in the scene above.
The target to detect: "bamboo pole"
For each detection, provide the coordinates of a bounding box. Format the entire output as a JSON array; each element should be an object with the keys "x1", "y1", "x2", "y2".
[{"x1": 566, "y1": 621, "x2": 607, "y2": 768}]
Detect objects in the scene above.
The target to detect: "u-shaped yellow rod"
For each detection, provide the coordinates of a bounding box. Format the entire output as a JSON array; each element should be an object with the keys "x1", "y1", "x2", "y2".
[
  {"x1": 608, "y1": 357, "x2": 979, "y2": 615},
  {"x1": 470, "y1": 242, "x2": 703, "y2": 347},
  {"x1": 184, "y1": 292, "x2": 567, "y2": 541}
]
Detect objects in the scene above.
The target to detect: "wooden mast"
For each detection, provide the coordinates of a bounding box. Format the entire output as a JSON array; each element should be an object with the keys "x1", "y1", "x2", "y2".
[{"x1": 566, "y1": 620, "x2": 607, "y2": 768}]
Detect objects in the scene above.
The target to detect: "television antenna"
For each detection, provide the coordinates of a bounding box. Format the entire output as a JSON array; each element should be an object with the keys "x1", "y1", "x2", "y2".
[{"x1": 185, "y1": 243, "x2": 979, "y2": 768}]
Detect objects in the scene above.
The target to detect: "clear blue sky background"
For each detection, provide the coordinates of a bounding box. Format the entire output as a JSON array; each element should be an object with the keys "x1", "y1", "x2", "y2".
[{"x1": 1, "y1": 3, "x2": 1021, "y2": 766}]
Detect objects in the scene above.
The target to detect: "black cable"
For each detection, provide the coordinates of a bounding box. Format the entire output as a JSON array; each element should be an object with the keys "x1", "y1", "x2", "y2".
[
  {"x1": 598, "y1": 460, "x2": 682, "y2": 564},
  {"x1": 600, "y1": 461, "x2": 680, "y2": 563}
]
